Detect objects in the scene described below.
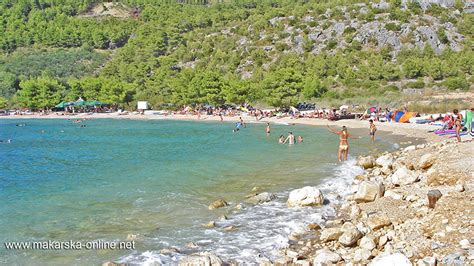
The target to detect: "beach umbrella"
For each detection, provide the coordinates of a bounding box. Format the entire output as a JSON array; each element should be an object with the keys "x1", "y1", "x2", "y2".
[
  {"x1": 84, "y1": 100, "x2": 103, "y2": 106},
  {"x1": 55, "y1": 102, "x2": 66, "y2": 108}
]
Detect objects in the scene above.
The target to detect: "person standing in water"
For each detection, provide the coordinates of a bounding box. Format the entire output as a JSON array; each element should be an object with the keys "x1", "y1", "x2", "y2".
[
  {"x1": 239, "y1": 117, "x2": 246, "y2": 128},
  {"x1": 283, "y1": 132, "x2": 295, "y2": 145},
  {"x1": 369, "y1": 119, "x2": 377, "y2": 142},
  {"x1": 453, "y1": 109, "x2": 463, "y2": 142},
  {"x1": 297, "y1": 136, "x2": 304, "y2": 143},
  {"x1": 265, "y1": 122, "x2": 271, "y2": 135},
  {"x1": 278, "y1": 135, "x2": 285, "y2": 144},
  {"x1": 327, "y1": 125, "x2": 360, "y2": 162}
]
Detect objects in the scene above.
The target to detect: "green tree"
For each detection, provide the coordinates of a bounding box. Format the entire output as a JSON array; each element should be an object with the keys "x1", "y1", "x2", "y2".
[
  {"x1": 17, "y1": 77, "x2": 64, "y2": 109},
  {"x1": 262, "y1": 68, "x2": 303, "y2": 107}
]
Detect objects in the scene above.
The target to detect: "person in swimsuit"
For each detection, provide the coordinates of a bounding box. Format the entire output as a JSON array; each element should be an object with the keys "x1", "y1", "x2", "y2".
[
  {"x1": 327, "y1": 125, "x2": 360, "y2": 162},
  {"x1": 283, "y1": 132, "x2": 295, "y2": 145},
  {"x1": 266, "y1": 122, "x2": 271, "y2": 135},
  {"x1": 278, "y1": 135, "x2": 285, "y2": 144},
  {"x1": 369, "y1": 119, "x2": 377, "y2": 142},
  {"x1": 297, "y1": 136, "x2": 304, "y2": 143},
  {"x1": 233, "y1": 122, "x2": 242, "y2": 132},
  {"x1": 453, "y1": 109, "x2": 463, "y2": 142}
]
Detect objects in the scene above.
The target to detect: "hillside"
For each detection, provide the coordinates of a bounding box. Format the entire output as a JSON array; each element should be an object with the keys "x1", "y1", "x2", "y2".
[{"x1": 0, "y1": 0, "x2": 472, "y2": 110}]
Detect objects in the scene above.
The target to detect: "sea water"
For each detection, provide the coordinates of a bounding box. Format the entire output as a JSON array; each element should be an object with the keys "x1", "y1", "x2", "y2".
[{"x1": 0, "y1": 118, "x2": 398, "y2": 265}]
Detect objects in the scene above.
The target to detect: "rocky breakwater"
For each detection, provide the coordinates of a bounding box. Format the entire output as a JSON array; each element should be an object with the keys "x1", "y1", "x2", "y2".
[{"x1": 276, "y1": 139, "x2": 473, "y2": 266}]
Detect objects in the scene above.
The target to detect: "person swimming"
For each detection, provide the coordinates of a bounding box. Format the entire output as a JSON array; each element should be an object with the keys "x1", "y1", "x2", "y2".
[
  {"x1": 233, "y1": 122, "x2": 243, "y2": 132},
  {"x1": 266, "y1": 122, "x2": 271, "y2": 135},
  {"x1": 278, "y1": 135, "x2": 285, "y2": 144},
  {"x1": 297, "y1": 136, "x2": 304, "y2": 143},
  {"x1": 0, "y1": 139, "x2": 12, "y2": 143},
  {"x1": 283, "y1": 132, "x2": 295, "y2": 145},
  {"x1": 327, "y1": 125, "x2": 360, "y2": 162}
]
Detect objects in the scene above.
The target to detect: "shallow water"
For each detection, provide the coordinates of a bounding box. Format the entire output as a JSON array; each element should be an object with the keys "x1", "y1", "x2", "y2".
[{"x1": 0, "y1": 118, "x2": 399, "y2": 265}]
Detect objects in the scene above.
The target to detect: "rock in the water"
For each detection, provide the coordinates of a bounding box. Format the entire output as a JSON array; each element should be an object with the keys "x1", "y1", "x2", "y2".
[
  {"x1": 404, "y1": 145, "x2": 416, "y2": 152},
  {"x1": 354, "y1": 181, "x2": 384, "y2": 203},
  {"x1": 320, "y1": 228, "x2": 342, "y2": 242},
  {"x1": 287, "y1": 186, "x2": 324, "y2": 207},
  {"x1": 102, "y1": 262, "x2": 125, "y2": 266},
  {"x1": 427, "y1": 189, "x2": 442, "y2": 208},
  {"x1": 179, "y1": 252, "x2": 223, "y2": 266},
  {"x1": 202, "y1": 221, "x2": 216, "y2": 228},
  {"x1": 160, "y1": 247, "x2": 180, "y2": 254},
  {"x1": 369, "y1": 253, "x2": 411, "y2": 266},
  {"x1": 360, "y1": 236, "x2": 376, "y2": 251},
  {"x1": 186, "y1": 242, "x2": 199, "y2": 248},
  {"x1": 208, "y1": 199, "x2": 228, "y2": 210},
  {"x1": 376, "y1": 154, "x2": 394, "y2": 168},
  {"x1": 417, "y1": 153, "x2": 436, "y2": 170},
  {"x1": 246, "y1": 192, "x2": 276, "y2": 204},
  {"x1": 308, "y1": 223, "x2": 321, "y2": 230},
  {"x1": 390, "y1": 167, "x2": 419, "y2": 186},
  {"x1": 367, "y1": 215, "x2": 392, "y2": 230},
  {"x1": 313, "y1": 248, "x2": 342, "y2": 264},
  {"x1": 358, "y1": 156, "x2": 375, "y2": 169}
]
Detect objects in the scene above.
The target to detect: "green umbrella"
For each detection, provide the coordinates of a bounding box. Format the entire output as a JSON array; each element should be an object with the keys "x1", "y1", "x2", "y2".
[
  {"x1": 55, "y1": 102, "x2": 67, "y2": 108},
  {"x1": 85, "y1": 100, "x2": 104, "y2": 106}
]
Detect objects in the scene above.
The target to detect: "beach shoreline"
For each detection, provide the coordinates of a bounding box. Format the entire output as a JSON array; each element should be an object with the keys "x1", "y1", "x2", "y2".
[{"x1": 0, "y1": 112, "x2": 443, "y2": 143}]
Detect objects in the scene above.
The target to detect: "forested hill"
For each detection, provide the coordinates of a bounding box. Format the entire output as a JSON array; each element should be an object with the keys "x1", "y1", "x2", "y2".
[{"x1": 0, "y1": 0, "x2": 472, "y2": 110}]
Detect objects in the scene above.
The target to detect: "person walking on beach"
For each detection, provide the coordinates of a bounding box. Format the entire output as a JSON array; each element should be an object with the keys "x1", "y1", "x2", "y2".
[
  {"x1": 283, "y1": 132, "x2": 295, "y2": 145},
  {"x1": 239, "y1": 117, "x2": 246, "y2": 128},
  {"x1": 369, "y1": 119, "x2": 377, "y2": 142},
  {"x1": 266, "y1": 122, "x2": 271, "y2": 135},
  {"x1": 219, "y1": 113, "x2": 223, "y2": 123},
  {"x1": 453, "y1": 109, "x2": 463, "y2": 142},
  {"x1": 327, "y1": 125, "x2": 360, "y2": 162}
]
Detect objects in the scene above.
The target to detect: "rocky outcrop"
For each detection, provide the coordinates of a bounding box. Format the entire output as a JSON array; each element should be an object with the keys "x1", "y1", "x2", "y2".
[{"x1": 287, "y1": 186, "x2": 324, "y2": 207}]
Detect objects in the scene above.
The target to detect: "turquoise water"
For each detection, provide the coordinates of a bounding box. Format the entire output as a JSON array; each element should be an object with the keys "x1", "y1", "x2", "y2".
[{"x1": 0, "y1": 118, "x2": 396, "y2": 265}]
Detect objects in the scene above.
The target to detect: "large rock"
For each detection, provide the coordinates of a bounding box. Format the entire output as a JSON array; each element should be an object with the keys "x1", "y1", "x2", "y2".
[
  {"x1": 367, "y1": 215, "x2": 392, "y2": 230},
  {"x1": 358, "y1": 156, "x2": 375, "y2": 169},
  {"x1": 354, "y1": 248, "x2": 372, "y2": 262},
  {"x1": 354, "y1": 181, "x2": 385, "y2": 203},
  {"x1": 417, "y1": 153, "x2": 436, "y2": 170},
  {"x1": 320, "y1": 228, "x2": 342, "y2": 242},
  {"x1": 390, "y1": 167, "x2": 419, "y2": 186},
  {"x1": 369, "y1": 253, "x2": 411, "y2": 266},
  {"x1": 338, "y1": 222, "x2": 363, "y2": 247},
  {"x1": 179, "y1": 252, "x2": 223, "y2": 266},
  {"x1": 313, "y1": 249, "x2": 342, "y2": 264},
  {"x1": 287, "y1": 186, "x2": 324, "y2": 207},
  {"x1": 208, "y1": 199, "x2": 228, "y2": 210},
  {"x1": 376, "y1": 154, "x2": 394, "y2": 168},
  {"x1": 246, "y1": 192, "x2": 276, "y2": 204},
  {"x1": 359, "y1": 236, "x2": 376, "y2": 251}
]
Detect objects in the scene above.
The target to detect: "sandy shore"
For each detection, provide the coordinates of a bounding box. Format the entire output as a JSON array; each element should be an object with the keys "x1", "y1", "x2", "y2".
[{"x1": 1, "y1": 112, "x2": 446, "y2": 142}]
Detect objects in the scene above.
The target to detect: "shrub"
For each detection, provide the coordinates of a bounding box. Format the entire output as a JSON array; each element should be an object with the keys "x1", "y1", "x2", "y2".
[
  {"x1": 326, "y1": 40, "x2": 338, "y2": 50},
  {"x1": 442, "y1": 76, "x2": 470, "y2": 91},
  {"x1": 406, "y1": 79, "x2": 425, "y2": 88},
  {"x1": 385, "y1": 23, "x2": 401, "y2": 32}
]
